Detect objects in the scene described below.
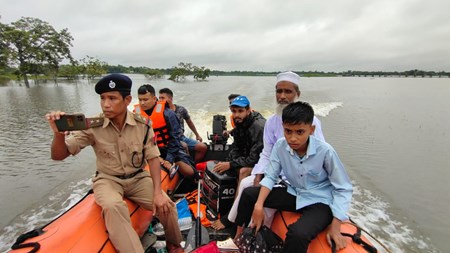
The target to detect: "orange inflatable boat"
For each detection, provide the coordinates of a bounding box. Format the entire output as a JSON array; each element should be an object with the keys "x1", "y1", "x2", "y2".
[
  {"x1": 9, "y1": 191, "x2": 152, "y2": 253},
  {"x1": 9, "y1": 113, "x2": 382, "y2": 252},
  {"x1": 270, "y1": 211, "x2": 377, "y2": 253}
]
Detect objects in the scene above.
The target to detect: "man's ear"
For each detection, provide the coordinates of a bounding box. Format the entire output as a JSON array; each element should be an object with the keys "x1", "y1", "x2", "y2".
[
  {"x1": 310, "y1": 124, "x2": 316, "y2": 134},
  {"x1": 125, "y1": 95, "x2": 132, "y2": 105}
]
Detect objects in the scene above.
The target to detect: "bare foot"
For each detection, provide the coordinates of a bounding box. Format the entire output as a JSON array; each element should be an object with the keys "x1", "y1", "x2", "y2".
[
  {"x1": 166, "y1": 242, "x2": 184, "y2": 253},
  {"x1": 211, "y1": 219, "x2": 225, "y2": 230}
]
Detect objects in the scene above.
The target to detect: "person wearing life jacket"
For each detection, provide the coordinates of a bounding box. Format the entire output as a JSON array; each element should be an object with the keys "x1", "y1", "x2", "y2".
[{"x1": 134, "y1": 84, "x2": 196, "y2": 178}]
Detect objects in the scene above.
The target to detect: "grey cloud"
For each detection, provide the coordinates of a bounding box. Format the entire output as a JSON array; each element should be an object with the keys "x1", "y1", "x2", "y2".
[{"x1": 1, "y1": 0, "x2": 449, "y2": 71}]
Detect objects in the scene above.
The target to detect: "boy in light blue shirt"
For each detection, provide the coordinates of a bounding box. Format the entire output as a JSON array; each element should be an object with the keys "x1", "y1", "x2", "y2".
[{"x1": 234, "y1": 101, "x2": 353, "y2": 253}]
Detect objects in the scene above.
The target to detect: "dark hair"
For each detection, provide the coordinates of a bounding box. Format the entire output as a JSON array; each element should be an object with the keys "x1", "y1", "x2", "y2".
[
  {"x1": 118, "y1": 91, "x2": 130, "y2": 99},
  {"x1": 159, "y1": 88, "x2": 173, "y2": 97},
  {"x1": 228, "y1": 94, "x2": 241, "y2": 101},
  {"x1": 138, "y1": 84, "x2": 155, "y2": 96},
  {"x1": 282, "y1": 101, "x2": 314, "y2": 125},
  {"x1": 230, "y1": 105, "x2": 250, "y2": 110}
]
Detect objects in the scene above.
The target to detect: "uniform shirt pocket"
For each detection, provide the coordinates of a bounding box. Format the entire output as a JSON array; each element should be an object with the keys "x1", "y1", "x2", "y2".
[
  {"x1": 97, "y1": 145, "x2": 121, "y2": 167},
  {"x1": 129, "y1": 143, "x2": 144, "y2": 168}
]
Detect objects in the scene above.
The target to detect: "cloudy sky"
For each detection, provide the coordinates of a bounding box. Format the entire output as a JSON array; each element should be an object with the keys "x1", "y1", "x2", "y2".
[{"x1": 1, "y1": 0, "x2": 450, "y2": 72}]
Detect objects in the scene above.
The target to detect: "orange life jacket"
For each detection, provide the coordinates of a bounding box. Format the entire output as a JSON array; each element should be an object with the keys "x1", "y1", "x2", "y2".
[
  {"x1": 188, "y1": 202, "x2": 211, "y2": 227},
  {"x1": 186, "y1": 189, "x2": 212, "y2": 227},
  {"x1": 134, "y1": 101, "x2": 170, "y2": 148},
  {"x1": 229, "y1": 115, "x2": 236, "y2": 128}
]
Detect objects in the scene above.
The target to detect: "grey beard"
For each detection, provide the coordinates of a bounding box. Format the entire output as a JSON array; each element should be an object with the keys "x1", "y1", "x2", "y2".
[
  {"x1": 275, "y1": 96, "x2": 300, "y2": 115},
  {"x1": 275, "y1": 103, "x2": 288, "y2": 116}
]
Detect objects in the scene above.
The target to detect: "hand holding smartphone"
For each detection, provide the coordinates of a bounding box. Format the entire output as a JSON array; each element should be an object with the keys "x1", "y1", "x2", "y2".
[{"x1": 55, "y1": 113, "x2": 88, "y2": 131}]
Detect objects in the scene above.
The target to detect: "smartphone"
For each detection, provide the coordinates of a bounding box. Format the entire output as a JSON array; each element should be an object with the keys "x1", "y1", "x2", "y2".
[{"x1": 55, "y1": 113, "x2": 88, "y2": 131}]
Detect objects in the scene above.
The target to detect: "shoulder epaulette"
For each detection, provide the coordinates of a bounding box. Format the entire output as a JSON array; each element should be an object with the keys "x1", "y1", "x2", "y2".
[
  {"x1": 133, "y1": 113, "x2": 152, "y2": 127},
  {"x1": 86, "y1": 117, "x2": 104, "y2": 128}
]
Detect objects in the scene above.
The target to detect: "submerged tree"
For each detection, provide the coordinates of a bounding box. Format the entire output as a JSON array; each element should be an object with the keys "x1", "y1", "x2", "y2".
[
  {"x1": 169, "y1": 62, "x2": 210, "y2": 82},
  {"x1": 1, "y1": 17, "x2": 74, "y2": 87},
  {"x1": 80, "y1": 55, "x2": 107, "y2": 79},
  {"x1": 193, "y1": 66, "x2": 210, "y2": 81},
  {"x1": 168, "y1": 62, "x2": 192, "y2": 82},
  {"x1": 145, "y1": 69, "x2": 164, "y2": 79}
]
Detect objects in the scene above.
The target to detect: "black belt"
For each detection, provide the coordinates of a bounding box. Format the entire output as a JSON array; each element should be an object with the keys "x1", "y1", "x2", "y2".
[{"x1": 116, "y1": 169, "x2": 144, "y2": 179}]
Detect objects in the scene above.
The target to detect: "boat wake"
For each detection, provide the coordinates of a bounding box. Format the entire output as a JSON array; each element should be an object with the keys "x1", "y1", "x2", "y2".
[
  {"x1": 0, "y1": 178, "x2": 91, "y2": 252},
  {"x1": 350, "y1": 182, "x2": 439, "y2": 253}
]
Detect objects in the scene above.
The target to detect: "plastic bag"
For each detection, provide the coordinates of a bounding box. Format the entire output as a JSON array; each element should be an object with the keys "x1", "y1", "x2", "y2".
[
  {"x1": 176, "y1": 198, "x2": 193, "y2": 231},
  {"x1": 191, "y1": 241, "x2": 220, "y2": 253},
  {"x1": 235, "y1": 226, "x2": 283, "y2": 253}
]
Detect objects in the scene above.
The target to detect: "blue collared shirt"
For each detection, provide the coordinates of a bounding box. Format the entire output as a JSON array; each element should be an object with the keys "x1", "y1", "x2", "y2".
[
  {"x1": 251, "y1": 114, "x2": 325, "y2": 175},
  {"x1": 260, "y1": 136, "x2": 353, "y2": 221}
]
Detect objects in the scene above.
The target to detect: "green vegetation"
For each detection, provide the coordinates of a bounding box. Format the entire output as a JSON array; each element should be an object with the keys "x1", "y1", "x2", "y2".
[
  {"x1": 1, "y1": 17, "x2": 74, "y2": 87},
  {"x1": 168, "y1": 62, "x2": 210, "y2": 82},
  {"x1": 1, "y1": 17, "x2": 449, "y2": 86},
  {"x1": 193, "y1": 66, "x2": 210, "y2": 80}
]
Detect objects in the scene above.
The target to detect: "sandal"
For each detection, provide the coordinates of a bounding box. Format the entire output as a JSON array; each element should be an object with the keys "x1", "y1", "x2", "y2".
[
  {"x1": 216, "y1": 237, "x2": 239, "y2": 251},
  {"x1": 169, "y1": 164, "x2": 179, "y2": 179}
]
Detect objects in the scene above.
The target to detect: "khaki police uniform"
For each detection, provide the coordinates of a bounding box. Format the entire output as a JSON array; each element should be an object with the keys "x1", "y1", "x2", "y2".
[{"x1": 65, "y1": 111, "x2": 182, "y2": 252}]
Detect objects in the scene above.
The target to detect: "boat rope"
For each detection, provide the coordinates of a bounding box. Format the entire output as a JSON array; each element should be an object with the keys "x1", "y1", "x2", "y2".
[
  {"x1": 341, "y1": 220, "x2": 392, "y2": 253},
  {"x1": 10, "y1": 228, "x2": 43, "y2": 253},
  {"x1": 331, "y1": 226, "x2": 378, "y2": 253},
  {"x1": 10, "y1": 189, "x2": 94, "y2": 252}
]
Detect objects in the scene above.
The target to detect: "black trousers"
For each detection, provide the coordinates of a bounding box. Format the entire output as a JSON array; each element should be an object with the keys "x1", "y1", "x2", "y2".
[{"x1": 235, "y1": 186, "x2": 333, "y2": 253}]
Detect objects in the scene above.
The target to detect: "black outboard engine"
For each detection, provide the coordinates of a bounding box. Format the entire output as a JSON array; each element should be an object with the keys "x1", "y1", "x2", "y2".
[
  {"x1": 202, "y1": 161, "x2": 237, "y2": 217},
  {"x1": 204, "y1": 114, "x2": 230, "y2": 161},
  {"x1": 208, "y1": 114, "x2": 228, "y2": 145},
  {"x1": 201, "y1": 115, "x2": 236, "y2": 216}
]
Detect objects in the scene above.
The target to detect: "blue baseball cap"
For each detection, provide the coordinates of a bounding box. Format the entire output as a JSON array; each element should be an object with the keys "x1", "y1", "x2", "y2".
[{"x1": 230, "y1": 95, "x2": 250, "y2": 107}]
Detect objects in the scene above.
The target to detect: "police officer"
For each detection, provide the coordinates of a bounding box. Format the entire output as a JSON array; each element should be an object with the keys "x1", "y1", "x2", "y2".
[{"x1": 45, "y1": 74, "x2": 183, "y2": 253}]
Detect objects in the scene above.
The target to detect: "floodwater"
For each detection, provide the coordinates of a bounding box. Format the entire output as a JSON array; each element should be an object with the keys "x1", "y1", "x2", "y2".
[{"x1": 0, "y1": 75, "x2": 449, "y2": 252}]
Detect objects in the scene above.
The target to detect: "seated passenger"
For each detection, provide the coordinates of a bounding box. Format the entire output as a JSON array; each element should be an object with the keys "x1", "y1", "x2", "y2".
[
  {"x1": 234, "y1": 101, "x2": 353, "y2": 253},
  {"x1": 227, "y1": 93, "x2": 241, "y2": 129},
  {"x1": 134, "y1": 84, "x2": 196, "y2": 178},
  {"x1": 225, "y1": 71, "x2": 326, "y2": 231},
  {"x1": 46, "y1": 74, "x2": 183, "y2": 253},
  {"x1": 159, "y1": 88, "x2": 207, "y2": 163},
  {"x1": 211, "y1": 95, "x2": 266, "y2": 230},
  {"x1": 224, "y1": 93, "x2": 256, "y2": 137}
]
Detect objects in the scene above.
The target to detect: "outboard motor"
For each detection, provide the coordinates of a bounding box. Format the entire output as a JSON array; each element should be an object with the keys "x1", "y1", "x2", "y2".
[
  {"x1": 200, "y1": 115, "x2": 235, "y2": 216},
  {"x1": 208, "y1": 114, "x2": 228, "y2": 145},
  {"x1": 202, "y1": 161, "x2": 237, "y2": 217}
]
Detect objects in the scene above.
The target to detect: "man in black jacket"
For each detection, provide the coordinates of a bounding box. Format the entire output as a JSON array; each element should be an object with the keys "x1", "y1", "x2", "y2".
[{"x1": 212, "y1": 95, "x2": 266, "y2": 229}]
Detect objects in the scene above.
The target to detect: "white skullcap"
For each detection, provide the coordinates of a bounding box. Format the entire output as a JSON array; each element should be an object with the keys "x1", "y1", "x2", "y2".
[{"x1": 276, "y1": 71, "x2": 300, "y2": 85}]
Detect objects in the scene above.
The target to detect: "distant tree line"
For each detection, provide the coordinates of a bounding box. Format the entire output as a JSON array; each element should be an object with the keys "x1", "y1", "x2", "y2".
[
  {"x1": 340, "y1": 70, "x2": 450, "y2": 78},
  {"x1": 101, "y1": 62, "x2": 211, "y2": 82},
  {"x1": 1, "y1": 17, "x2": 449, "y2": 87},
  {"x1": 210, "y1": 70, "x2": 450, "y2": 78},
  {"x1": 0, "y1": 17, "x2": 211, "y2": 86}
]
